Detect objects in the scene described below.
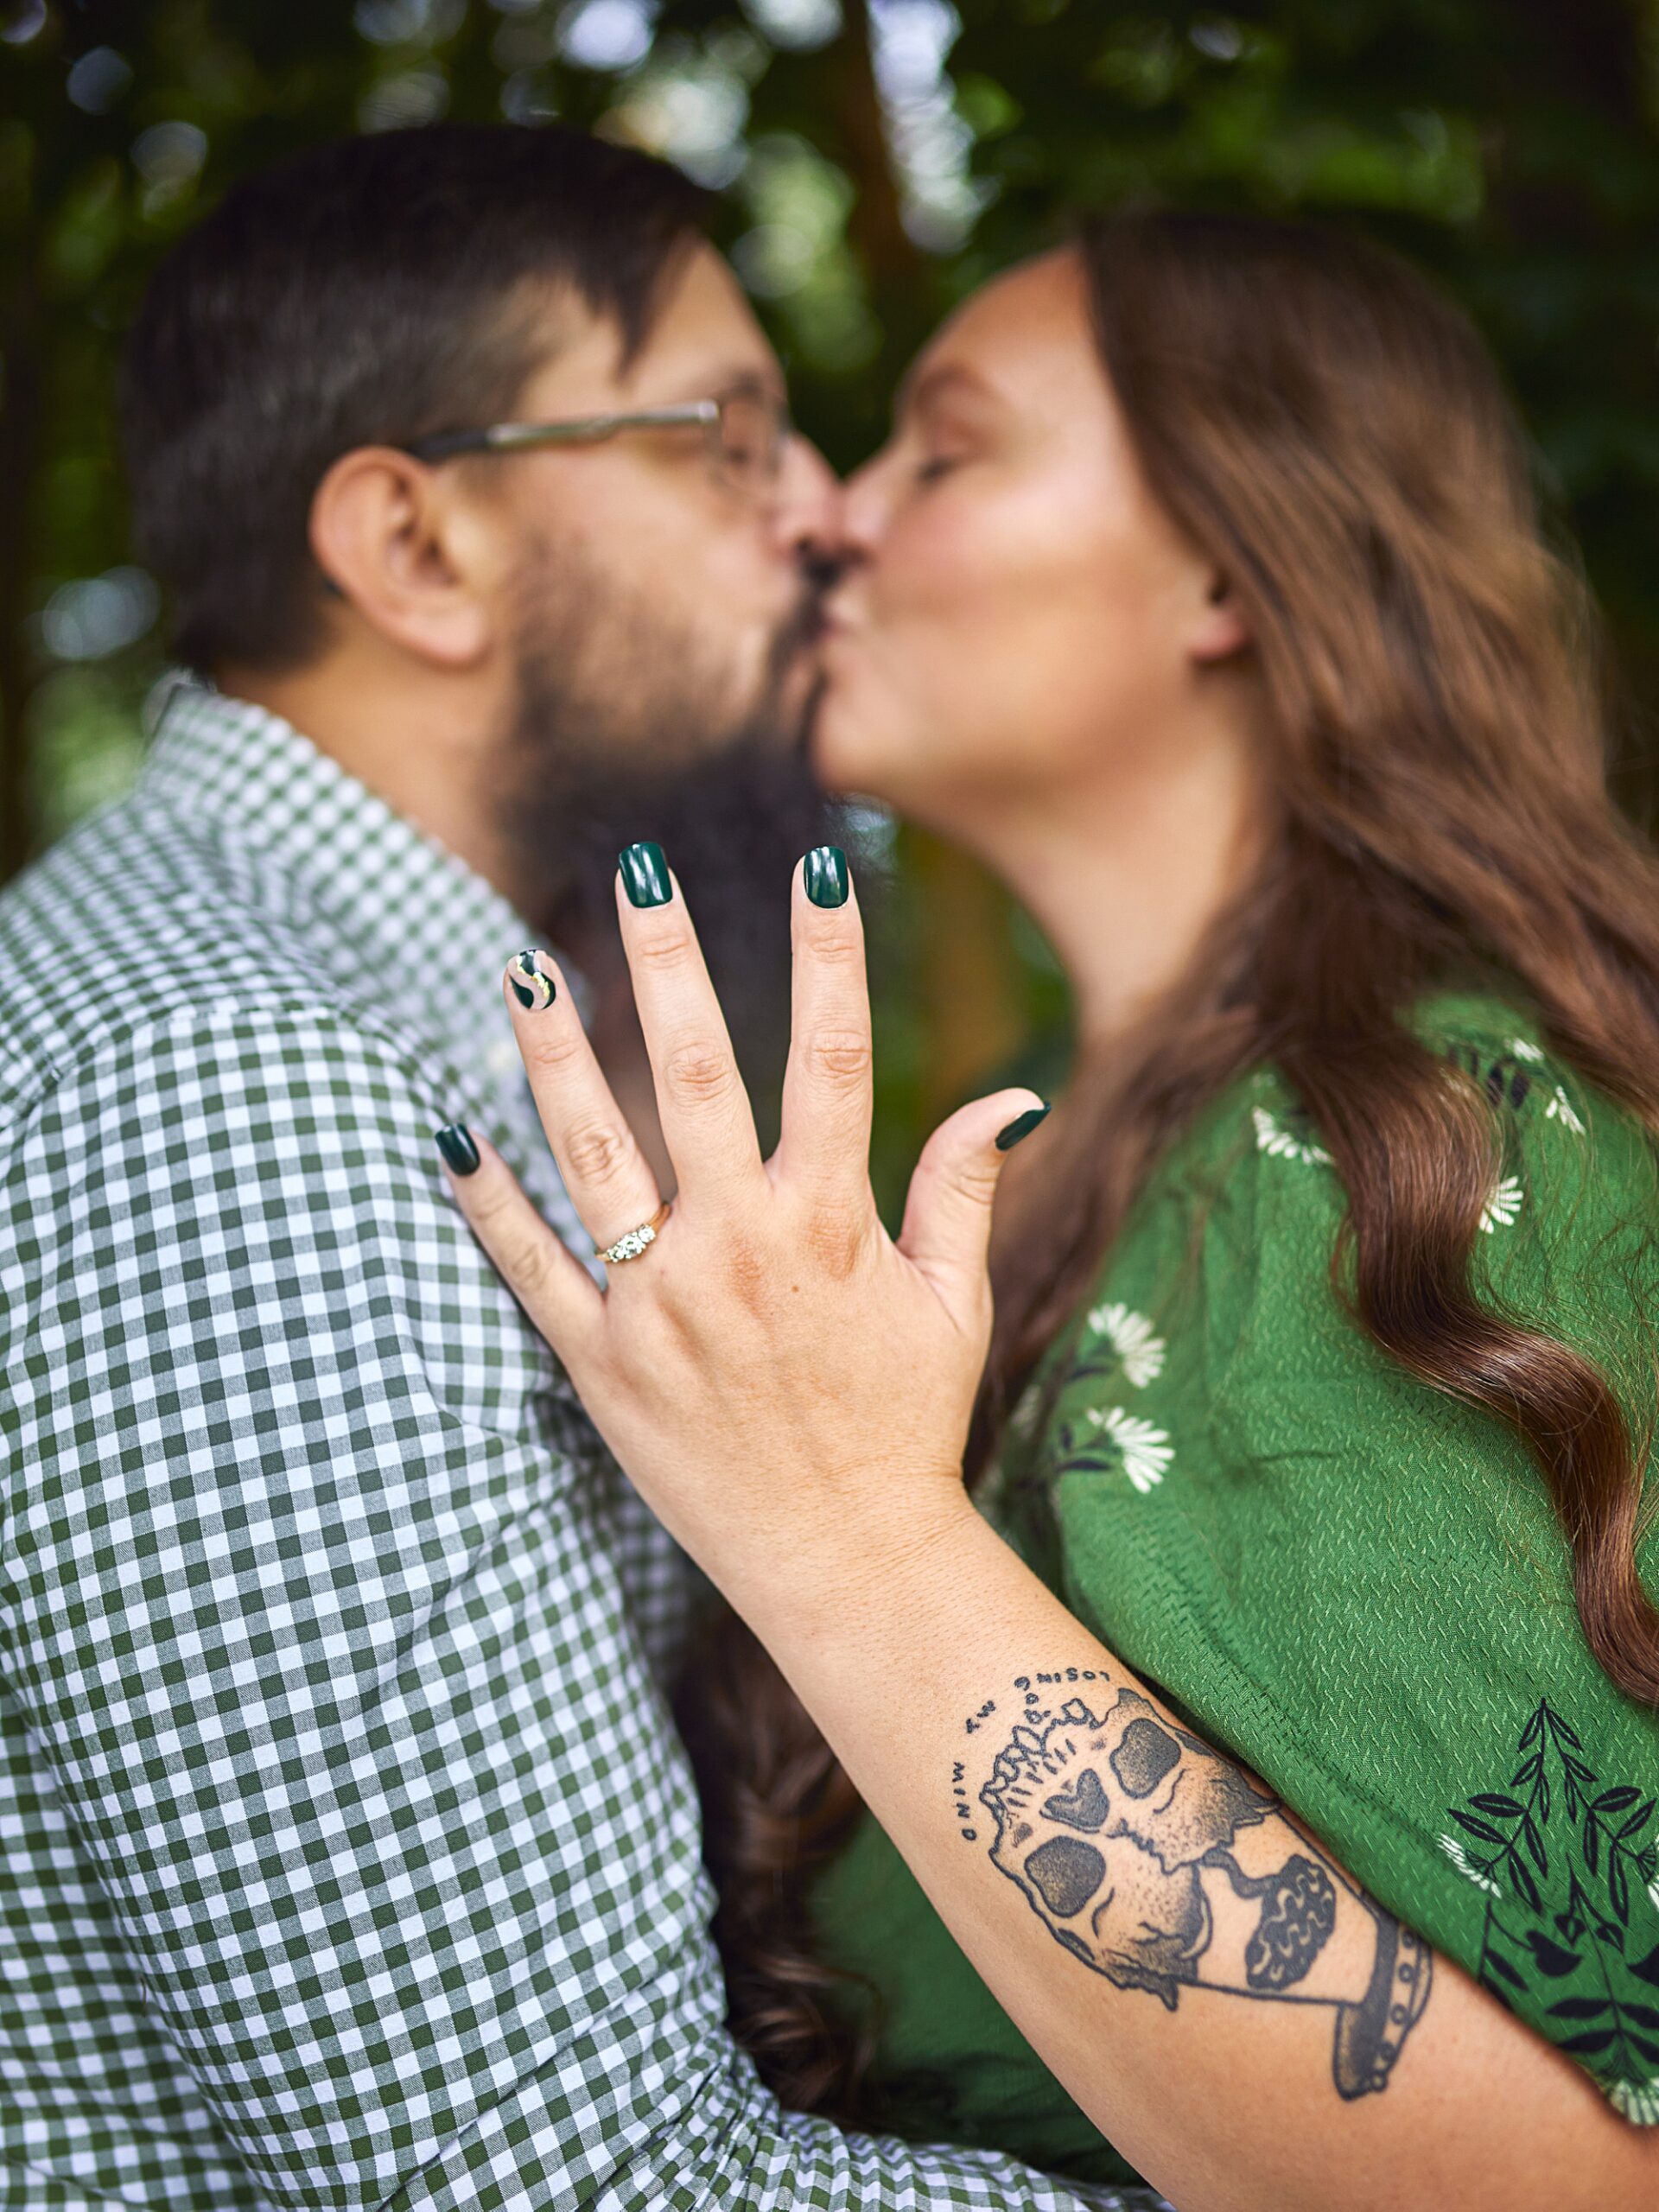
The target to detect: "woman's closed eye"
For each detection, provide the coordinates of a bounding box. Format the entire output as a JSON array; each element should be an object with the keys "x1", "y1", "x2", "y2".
[{"x1": 914, "y1": 452, "x2": 967, "y2": 485}]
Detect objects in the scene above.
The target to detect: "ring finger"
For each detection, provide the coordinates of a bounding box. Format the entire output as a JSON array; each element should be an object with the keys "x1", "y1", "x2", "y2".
[{"x1": 499, "y1": 947, "x2": 664, "y2": 1263}]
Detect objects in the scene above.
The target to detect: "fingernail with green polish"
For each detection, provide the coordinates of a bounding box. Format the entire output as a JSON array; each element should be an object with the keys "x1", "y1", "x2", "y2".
[
  {"x1": 619, "y1": 841, "x2": 671, "y2": 908},
  {"x1": 996, "y1": 1103, "x2": 1051, "y2": 1153},
  {"x1": 435, "y1": 1123, "x2": 480, "y2": 1177},
  {"x1": 506, "y1": 949, "x2": 556, "y2": 1012},
  {"x1": 804, "y1": 845, "x2": 849, "y2": 909}
]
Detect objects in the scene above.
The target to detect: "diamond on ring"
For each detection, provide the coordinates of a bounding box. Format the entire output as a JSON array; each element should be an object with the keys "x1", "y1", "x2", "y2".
[{"x1": 600, "y1": 1203, "x2": 670, "y2": 1266}]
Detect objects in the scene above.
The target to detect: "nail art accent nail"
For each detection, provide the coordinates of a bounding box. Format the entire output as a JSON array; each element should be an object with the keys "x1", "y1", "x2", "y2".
[
  {"x1": 507, "y1": 950, "x2": 556, "y2": 1011},
  {"x1": 804, "y1": 845, "x2": 849, "y2": 909},
  {"x1": 995, "y1": 1103, "x2": 1051, "y2": 1153},
  {"x1": 619, "y1": 841, "x2": 671, "y2": 908},
  {"x1": 435, "y1": 1123, "x2": 480, "y2": 1176}
]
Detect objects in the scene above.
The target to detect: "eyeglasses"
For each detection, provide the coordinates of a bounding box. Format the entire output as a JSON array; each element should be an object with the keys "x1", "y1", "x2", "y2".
[{"x1": 401, "y1": 386, "x2": 791, "y2": 499}]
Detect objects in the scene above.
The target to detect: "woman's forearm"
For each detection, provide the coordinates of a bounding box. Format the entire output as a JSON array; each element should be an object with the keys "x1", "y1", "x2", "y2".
[{"x1": 720, "y1": 1486, "x2": 1653, "y2": 2212}]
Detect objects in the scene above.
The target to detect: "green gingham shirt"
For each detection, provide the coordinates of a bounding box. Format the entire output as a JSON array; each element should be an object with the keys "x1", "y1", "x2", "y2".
[{"x1": 0, "y1": 681, "x2": 1154, "y2": 2212}]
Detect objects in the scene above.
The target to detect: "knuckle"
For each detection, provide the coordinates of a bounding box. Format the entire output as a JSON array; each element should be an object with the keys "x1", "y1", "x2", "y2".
[
  {"x1": 502, "y1": 1227, "x2": 556, "y2": 1304},
  {"x1": 632, "y1": 924, "x2": 696, "y2": 975},
  {"x1": 957, "y1": 1154, "x2": 1002, "y2": 1207},
  {"x1": 809, "y1": 917, "x2": 864, "y2": 967},
  {"x1": 519, "y1": 1018, "x2": 589, "y2": 1077},
  {"x1": 563, "y1": 1117, "x2": 637, "y2": 1188},
  {"x1": 663, "y1": 1038, "x2": 737, "y2": 1107},
  {"x1": 721, "y1": 1232, "x2": 772, "y2": 1315},
  {"x1": 804, "y1": 1199, "x2": 871, "y2": 1280},
  {"x1": 807, "y1": 1026, "x2": 873, "y2": 1089}
]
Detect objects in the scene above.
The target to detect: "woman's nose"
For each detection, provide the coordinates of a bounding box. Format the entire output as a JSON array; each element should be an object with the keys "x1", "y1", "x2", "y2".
[{"x1": 833, "y1": 454, "x2": 891, "y2": 562}]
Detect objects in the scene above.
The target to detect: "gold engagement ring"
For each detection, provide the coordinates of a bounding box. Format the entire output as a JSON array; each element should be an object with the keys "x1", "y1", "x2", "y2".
[{"x1": 599, "y1": 1202, "x2": 671, "y2": 1266}]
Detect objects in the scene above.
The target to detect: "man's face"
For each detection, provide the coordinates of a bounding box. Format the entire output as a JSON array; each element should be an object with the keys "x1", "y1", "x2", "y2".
[
  {"x1": 483, "y1": 241, "x2": 835, "y2": 779},
  {"x1": 473, "y1": 242, "x2": 842, "y2": 1060}
]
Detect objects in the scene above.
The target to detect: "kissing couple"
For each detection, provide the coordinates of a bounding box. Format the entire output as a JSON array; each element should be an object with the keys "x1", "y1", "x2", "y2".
[{"x1": 3, "y1": 119, "x2": 1657, "y2": 2212}]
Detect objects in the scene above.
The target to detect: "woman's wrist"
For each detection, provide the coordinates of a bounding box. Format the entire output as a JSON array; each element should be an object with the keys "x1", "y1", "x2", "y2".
[{"x1": 709, "y1": 1464, "x2": 982, "y2": 1652}]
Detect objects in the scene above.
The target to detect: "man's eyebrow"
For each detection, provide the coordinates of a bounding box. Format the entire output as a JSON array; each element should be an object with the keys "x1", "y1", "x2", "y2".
[{"x1": 699, "y1": 363, "x2": 788, "y2": 404}]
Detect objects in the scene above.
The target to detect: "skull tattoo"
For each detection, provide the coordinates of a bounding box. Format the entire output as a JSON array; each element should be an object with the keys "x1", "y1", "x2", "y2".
[{"x1": 978, "y1": 1688, "x2": 1431, "y2": 2096}]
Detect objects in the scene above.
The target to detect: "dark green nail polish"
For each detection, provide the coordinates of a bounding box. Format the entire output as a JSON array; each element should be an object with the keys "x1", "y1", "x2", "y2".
[
  {"x1": 804, "y1": 845, "x2": 849, "y2": 909},
  {"x1": 507, "y1": 950, "x2": 555, "y2": 1011},
  {"x1": 619, "y1": 841, "x2": 671, "y2": 908},
  {"x1": 995, "y1": 1103, "x2": 1051, "y2": 1152},
  {"x1": 435, "y1": 1123, "x2": 480, "y2": 1176}
]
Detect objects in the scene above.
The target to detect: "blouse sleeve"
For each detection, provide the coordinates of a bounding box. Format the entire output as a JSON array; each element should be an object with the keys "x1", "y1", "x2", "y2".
[{"x1": 1033, "y1": 1016, "x2": 1659, "y2": 2126}]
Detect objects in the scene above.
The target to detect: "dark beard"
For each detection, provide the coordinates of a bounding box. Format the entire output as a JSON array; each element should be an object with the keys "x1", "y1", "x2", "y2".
[{"x1": 494, "y1": 546, "x2": 846, "y2": 1100}]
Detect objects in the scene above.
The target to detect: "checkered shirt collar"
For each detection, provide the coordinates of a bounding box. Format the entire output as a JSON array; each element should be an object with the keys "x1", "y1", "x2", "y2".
[{"x1": 137, "y1": 673, "x2": 552, "y2": 1075}]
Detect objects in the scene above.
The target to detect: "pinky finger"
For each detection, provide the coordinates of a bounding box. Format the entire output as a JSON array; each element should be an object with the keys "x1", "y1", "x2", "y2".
[{"x1": 435, "y1": 1122, "x2": 605, "y2": 1363}]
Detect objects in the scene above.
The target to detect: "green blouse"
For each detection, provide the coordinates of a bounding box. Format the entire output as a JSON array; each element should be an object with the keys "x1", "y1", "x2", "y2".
[{"x1": 810, "y1": 989, "x2": 1659, "y2": 2185}]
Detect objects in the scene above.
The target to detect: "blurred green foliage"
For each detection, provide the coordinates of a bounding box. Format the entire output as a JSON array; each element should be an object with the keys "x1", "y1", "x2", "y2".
[{"x1": 3, "y1": 0, "x2": 1658, "y2": 1200}]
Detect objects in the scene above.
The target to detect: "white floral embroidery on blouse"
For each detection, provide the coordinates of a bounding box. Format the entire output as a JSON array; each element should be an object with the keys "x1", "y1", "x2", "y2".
[
  {"x1": 1610, "y1": 2076, "x2": 1659, "y2": 2128},
  {"x1": 1505, "y1": 1035, "x2": 1587, "y2": 1135},
  {"x1": 1252, "y1": 1103, "x2": 1332, "y2": 1167},
  {"x1": 1084, "y1": 1405, "x2": 1173, "y2": 1494},
  {"x1": 1480, "y1": 1174, "x2": 1523, "y2": 1234},
  {"x1": 1437, "y1": 1830, "x2": 1503, "y2": 1897},
  {"x1": 1084, "y1": 1301, "x2": 1166, "y2": 1387}
]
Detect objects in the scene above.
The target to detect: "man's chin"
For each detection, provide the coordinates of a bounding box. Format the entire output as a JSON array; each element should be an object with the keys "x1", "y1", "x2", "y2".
[{"x1": 760, "y1": 641, "x2": 830, "y2": 758}]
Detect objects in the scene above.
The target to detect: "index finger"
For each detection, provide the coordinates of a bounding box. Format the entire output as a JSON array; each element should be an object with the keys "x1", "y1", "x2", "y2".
[{"x1": 614, "y1": 841, "x2": 762, "y2": 1192}]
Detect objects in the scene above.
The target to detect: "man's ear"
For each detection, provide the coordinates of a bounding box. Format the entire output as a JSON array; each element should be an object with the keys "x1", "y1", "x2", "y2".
[
  {"x1": 309, "y1": 447, "x2": 493, "y2": 668},
  {"x1": 1189, "y1": 568, "x2": 1252, "y2": 665}
]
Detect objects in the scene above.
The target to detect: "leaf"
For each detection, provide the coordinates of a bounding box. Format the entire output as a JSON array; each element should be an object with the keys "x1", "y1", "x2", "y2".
[
  {"x1": 1522, "y1": 1815, "x2": 1548, "y2": 1874},
  {"x1": 1509, "y1": 1853, "x2": 1542, "y2": 1913},
  {"x1": 1547, "y1": 1995, "x2": 1611, "y2": 2019},
  {"x1": 1625, "y1": 2030, "x2": 1659, "y2": 2067},
  {"x1": 1544, "y1": 1706, "x2": 1583, "y2": 1750},
  {"x1": 1555, "y1": 2029, "x2": 1616, "y2": 2054},
  {"x1": 1483, "y1": 1948, "x2": 1529, "y2": 1993},
  {"x1": 1618, "y1": 1798, "x2": 1656, "y2": 1840},
  {"x1": 1451, "y1": 1809, "x2": 1505, "y2": 1847},
  {"x1": 1623, "y1": 2002, "x2": 1659, "y2": 2031},
  {"x1": 1512, "y1": 1754, "x2": 1541, "y2": 1787},
  {"x1": 1593, "y1": 1786, "x2": 1641, "y2": 1815},
  {"x1": 1585, "y1": 1819, "x2": 1600, "y2": 1877},
  {"x1": 1628, "y1": 1944, "x2": 1659, "y2": 1987},
  {"x1": 1610, "y1": 1851, "x2": 1630, "y2": 1926},
  {"x1": 1471, "y1": 1793, "x2": 1525, "y2": 1819},
  {"x1": 1520, "y1": 1705, "x2": 1545, "y2": 1751},
  {"x1": 1524, "y1": 1932, "x2": 1585, "y2": 1978}
]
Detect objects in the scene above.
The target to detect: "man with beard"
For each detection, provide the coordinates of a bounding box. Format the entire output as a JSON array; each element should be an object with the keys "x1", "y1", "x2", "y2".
[{"x1": 0, "y1": 124, "x2": 1131, "y2": 2212}]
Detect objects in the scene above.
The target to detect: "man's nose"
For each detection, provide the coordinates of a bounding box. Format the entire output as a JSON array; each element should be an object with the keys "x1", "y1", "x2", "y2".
[{"x1": 770, "y1": 432, "x2": 852, "y2": 577}]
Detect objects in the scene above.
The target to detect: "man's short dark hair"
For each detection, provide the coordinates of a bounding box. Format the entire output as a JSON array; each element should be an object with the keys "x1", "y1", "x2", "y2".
[{"x1": 119, "y1": 123, "x2": 712, "y2": 674}]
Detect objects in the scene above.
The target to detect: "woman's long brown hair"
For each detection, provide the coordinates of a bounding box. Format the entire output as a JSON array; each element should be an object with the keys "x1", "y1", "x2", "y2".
[{"x1": 674, "y1": 208, "x2": 1659, "y2": 2116}]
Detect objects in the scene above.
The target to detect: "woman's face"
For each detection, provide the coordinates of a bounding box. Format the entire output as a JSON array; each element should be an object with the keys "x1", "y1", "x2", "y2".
[{"x1": 813, "y1": 247, "x2": 1244, "y2": 830}]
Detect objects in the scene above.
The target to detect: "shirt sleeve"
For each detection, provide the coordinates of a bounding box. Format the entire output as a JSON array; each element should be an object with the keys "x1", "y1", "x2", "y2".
[
  {"x1": 1043, "y1": 1030, "x2": 1659, "y2": 2126},
  {"x1": 0, "y1": 1001, "x2": 1150, "y2": 2212}
]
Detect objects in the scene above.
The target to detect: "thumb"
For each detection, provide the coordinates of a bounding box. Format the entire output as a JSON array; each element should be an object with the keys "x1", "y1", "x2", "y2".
[{"x1": 897, "y1": 1090, "x2": 1050, "y2": 1326}]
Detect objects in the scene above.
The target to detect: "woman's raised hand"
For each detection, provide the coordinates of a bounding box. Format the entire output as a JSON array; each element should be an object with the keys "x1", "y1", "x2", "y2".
[{"x1": 438, "y1": 842, "x2": 1046, "y2": 1611}]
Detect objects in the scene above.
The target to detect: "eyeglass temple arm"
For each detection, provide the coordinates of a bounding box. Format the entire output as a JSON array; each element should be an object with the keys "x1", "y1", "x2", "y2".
[{"x1": 406, "y1": 402, "x2": 720, "y2": 463}]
